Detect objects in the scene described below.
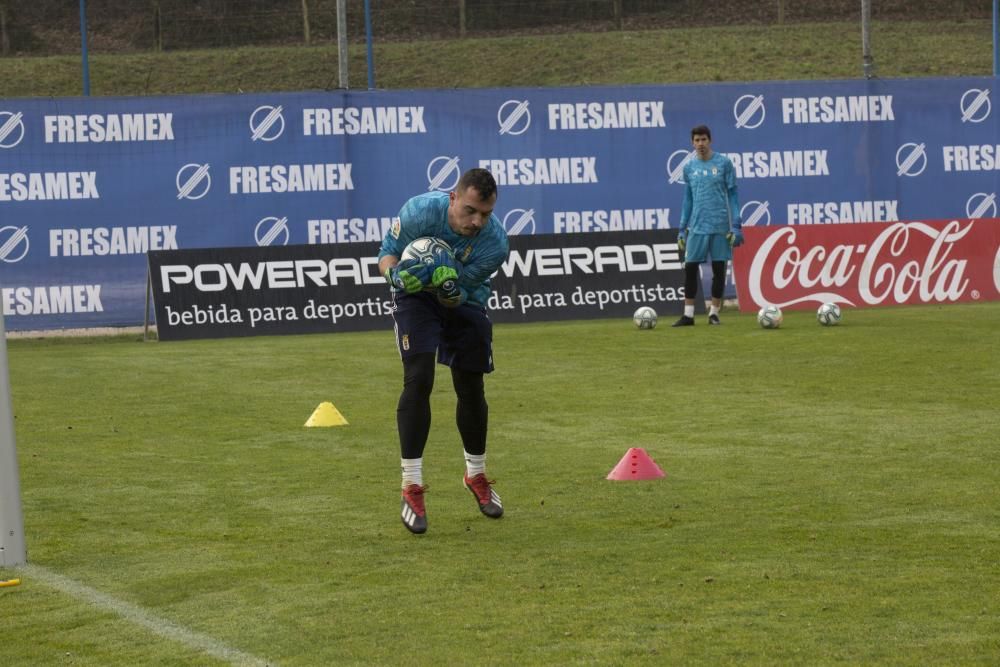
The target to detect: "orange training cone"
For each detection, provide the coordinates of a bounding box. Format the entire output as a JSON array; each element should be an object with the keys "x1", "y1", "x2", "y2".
[{"x1": 606, "y1": 447, "x2": 665, "y2": 481}]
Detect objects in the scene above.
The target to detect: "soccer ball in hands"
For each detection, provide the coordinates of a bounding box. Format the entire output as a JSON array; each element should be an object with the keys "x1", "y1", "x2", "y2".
[
  {"x1": 817, "y1": 302, "x2": 842, "y2": 326},
  {"x1": 401, "y1": 236, "x2": 454, "y2": 266},
  {"x1": 633, "y1": 306, "x2": 657, "y2": 329},
  {"x1": 757, "y1": 304, "x2": 783, "y2": 329}
]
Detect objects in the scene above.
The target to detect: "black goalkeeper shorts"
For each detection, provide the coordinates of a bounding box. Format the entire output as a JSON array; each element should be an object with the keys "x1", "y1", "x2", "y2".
[{"x1": 390, "y1": 291, "x2": 495, "y2": 374}]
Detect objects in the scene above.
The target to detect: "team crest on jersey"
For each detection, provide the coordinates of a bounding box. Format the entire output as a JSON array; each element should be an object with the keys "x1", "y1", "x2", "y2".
[
  {"x1": 460, "y1": 246, "x2": 473, "y2": 263},
  {"x1": 390, "y1": 219, "x2": 401, "y2": 238},
  {"x1": 712, "y1": 167, "x2": 718, "y2": 175},
  {"x1": 402, "y1": 334, "x2": 410, "y2": 350}
]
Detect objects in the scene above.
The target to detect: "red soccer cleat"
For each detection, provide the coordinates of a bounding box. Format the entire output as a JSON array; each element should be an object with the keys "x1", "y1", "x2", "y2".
[
  {"x1": 463, "y1": 474, "x2": 503, "y2": 519},
  {"x1": 401, "y1": 484, "x2": 428, "y2": 534}
]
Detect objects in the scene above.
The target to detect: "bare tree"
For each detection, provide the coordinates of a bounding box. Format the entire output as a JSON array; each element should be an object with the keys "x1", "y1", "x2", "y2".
[
  {"x1": 153, "y1": 0, "x2": 162, "y2": 52},
  {"x1": 0, "y1": 1, "x2": 9, "y2": 56},
  {"x1": 302, "y1": 0, "x2": 310, "y2": 44}
]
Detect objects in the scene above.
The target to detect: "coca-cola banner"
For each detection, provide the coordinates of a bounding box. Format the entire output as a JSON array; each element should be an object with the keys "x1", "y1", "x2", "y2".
[{"x1": 732, "y1": 219, "x2": 1000, "y2": 312}]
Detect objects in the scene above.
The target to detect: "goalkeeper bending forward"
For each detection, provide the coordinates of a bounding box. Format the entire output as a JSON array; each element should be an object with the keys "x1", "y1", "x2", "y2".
[
  {"x1": 672, "y1": 124, "x2": 744, "y2": 327},
  {"x1": 377, "y1": 168, "x2": 510, "y2": 535}
]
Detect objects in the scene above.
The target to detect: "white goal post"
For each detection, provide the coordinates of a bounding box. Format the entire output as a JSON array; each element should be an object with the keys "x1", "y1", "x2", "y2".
[{"x1": 0, "y1": 308, "x2": 26, "y2": 567}]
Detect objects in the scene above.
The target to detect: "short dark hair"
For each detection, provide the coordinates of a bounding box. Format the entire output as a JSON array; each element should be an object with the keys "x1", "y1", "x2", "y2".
[
  {"x1": 691, "y1": 124, "x2": 712, "y2": 140},
  {"x1": 457, "y1": 168, "x2": 497, "y2": 201}
]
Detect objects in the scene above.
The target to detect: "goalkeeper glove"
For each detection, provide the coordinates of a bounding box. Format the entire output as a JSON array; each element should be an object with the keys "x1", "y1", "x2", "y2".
[
  {"x1": 727, "y1": 228, "x2": 744, "y2": 248},
  {"x1": 384, "y1": 258, "x2": 429, "y2": 293},
  {"x1": 429, "y1": 249, "x2": 460, "y2": 289},
  {"x1": 436, "y1": 278, "x2": 464, "y2": 308},
  {"x1": 677, "y1": 229, "x2": 687, "y2": 253}
]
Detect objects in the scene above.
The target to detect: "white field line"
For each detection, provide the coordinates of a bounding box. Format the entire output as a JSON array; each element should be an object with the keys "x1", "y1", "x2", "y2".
[{"x1": 24, "y1": 564, "x2": 273, "y2": 666}]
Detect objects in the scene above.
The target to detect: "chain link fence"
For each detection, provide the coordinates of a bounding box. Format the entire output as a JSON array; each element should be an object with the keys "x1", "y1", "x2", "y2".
[{"x1": 0, "y1": 0, "x2": 990, "y2": 56}]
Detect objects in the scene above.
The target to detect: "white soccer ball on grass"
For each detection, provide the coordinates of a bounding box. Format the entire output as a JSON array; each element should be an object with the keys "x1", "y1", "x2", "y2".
[
  {"x1": 633, "y1": 306, "x2": 657, "y2": 330},
  {"x1": 757, "y1": 304, "x2": 783, "y2": 329},
  {"x1": 816, "y1": 302, "x2": 842, "y2": 326}
]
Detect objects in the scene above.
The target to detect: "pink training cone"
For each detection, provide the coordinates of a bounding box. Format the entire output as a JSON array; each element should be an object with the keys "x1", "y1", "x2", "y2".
[{"x1": 606, "y1": 447, "x2": 666, "y2": 481}]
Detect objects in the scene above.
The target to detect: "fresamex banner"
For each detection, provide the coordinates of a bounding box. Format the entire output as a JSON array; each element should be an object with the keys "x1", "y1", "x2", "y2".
[
  {"x1": 732, "y1": 219, "x2": 1000, "y2": 311},
  {"x1": 148, "y1": 230, "x2": 688, "y2": 340},
  {"x1": 3, "y1": 77, "x2": 1000, "y2": 330}
]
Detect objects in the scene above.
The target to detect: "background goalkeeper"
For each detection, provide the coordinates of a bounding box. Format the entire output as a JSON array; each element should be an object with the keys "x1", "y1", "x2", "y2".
[
  {"x1": 377, "y1": 168, "x2": 509, "y2": 535},
  {"x1": 672, "y1": 124, "x2": 743, "y2": 326}
]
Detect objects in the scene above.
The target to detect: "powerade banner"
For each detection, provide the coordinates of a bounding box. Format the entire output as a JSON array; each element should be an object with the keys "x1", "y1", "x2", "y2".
[
  {"x1": 3, "y1": 77, "x2": 1000, "y2": 330},
  {"x1": 148, "y1": 230, "x2": 688, "y2": 341},
  {"x1": 732, "y1": 218, "x2": 1000, "y2": 312}
]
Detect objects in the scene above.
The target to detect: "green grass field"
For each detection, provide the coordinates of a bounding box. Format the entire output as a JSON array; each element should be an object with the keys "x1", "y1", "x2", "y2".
[
  {"x1": 2, "y1": 302, "x2": 999, "y2": 665},
  {"x1": 0, "y1": 19, "x2": 993, "y2": 98}
]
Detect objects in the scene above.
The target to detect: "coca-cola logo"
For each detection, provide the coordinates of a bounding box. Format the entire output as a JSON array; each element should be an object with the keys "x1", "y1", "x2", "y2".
[
  {"x1": 994, "y1": 245, "x2": 1000, "y2": 294},
  {"x1": 748, "y1": 221, "x2": 973, "y2": 308}
]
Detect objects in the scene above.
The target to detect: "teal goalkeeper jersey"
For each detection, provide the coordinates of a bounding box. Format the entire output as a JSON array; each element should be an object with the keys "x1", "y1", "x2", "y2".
[
  {"x1": 679, "y1": 152, "x2": 741, "y2": 235},
  {"x1": 379, "y1": 191, "x2": 509, "y2": 307}
]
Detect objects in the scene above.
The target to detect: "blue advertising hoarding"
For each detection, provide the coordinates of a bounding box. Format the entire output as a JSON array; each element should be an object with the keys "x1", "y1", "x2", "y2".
[{"x1": 1, "y1": 77, "x2": 998, "y2": 330}]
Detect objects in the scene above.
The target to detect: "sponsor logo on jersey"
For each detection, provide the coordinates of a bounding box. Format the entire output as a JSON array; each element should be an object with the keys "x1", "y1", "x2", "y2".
[
  {"x1": 960, "y1": 89, "x2": 991, "y2": 123},
  {"x1": 896, "y1": 143, "x2": 927, "y2": 177},
  {"x1": 781, "y1": 95, "x2": 894, "y2": 124},
  {"x1": 49, "y1": 226, "x2": 178, "y2": 256},
  {"x1": 307, "y1": 217, "x2": 395, "y2": 243},
  {"x1": 255, "y1": 217, "x2": 289, "y2": 246},
  {"x1": 229, "y1": 163, "x2": 353, "y2": 193},
  {"x1": 302, "y1": 106, "x2": 426, "y2": 135},
  {"x1": 44, "y1": 113, "x2": 174, "y2": 143},
  {"x1": 725, "y1": 150, "x2": 829, "y2": 178},
  {"x1": 2, "y1": 284, "x2": 103, "y2": 315},
  {"x1": 502, "y1": 209, "x2": 536, "y2": 235},
  {"x1": 427, "y1": 156, "x2": 461, "y2": 192},
  {"x1": 942, "y1": 144, "x2": 1000, "y2": 171},
  {"x1": 552, "y1": 208, "x2": 670, "y2": 233},
  {"x1": 786, "y1": 200, "x2": 899, "y2": 225},
  {"x1": 478, "y1": 157, "x2": 598, "y2": 185},
  {"x1": 0, "y1": 171, "x2": 99, "y2": 201},
  {"x1": 0, "y1": 112, "x2": 26, "y2": 148},
  {"x1": 547, "y1": 101, "x2": 665, "y2": 130},
  {"x1": 498, "y1": 100, "x2": 531, "y2": 135},
  {"x1": 249, "y1": 105, "x2": 285, "y2": 141},
  {"x1": 966, "y1": 192, "x2": 997, "y2": 219},
  {"x1": 733, "y1": 94, "x2": 766, "y2": 129},
  {"x1": 0, "y1": 225, "x2": 29, "y2": 263}
]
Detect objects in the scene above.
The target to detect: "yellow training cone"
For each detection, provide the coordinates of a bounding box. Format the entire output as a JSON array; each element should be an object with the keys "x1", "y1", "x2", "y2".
[{"x1": 305, "y1": 401, "x2": 349, "y2": 427}]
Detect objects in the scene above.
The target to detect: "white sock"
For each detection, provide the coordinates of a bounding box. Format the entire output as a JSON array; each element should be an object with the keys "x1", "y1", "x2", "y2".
[
  {"x1": 464, "y1": 452, "x2": 486, "y2": 478},
  {"x1": 684, "y1": 305, "x2": 695, "y2": 318},
  {"x1": 401, "y1": 457, "x2": 423, "y2": 488},
  {"x1": 709, "y1": 304, "x2": 719, "y2": 316}
]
